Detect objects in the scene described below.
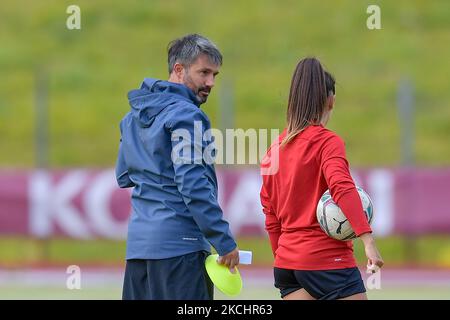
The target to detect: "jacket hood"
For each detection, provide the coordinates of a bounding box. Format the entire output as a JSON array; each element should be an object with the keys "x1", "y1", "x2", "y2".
[{"x1": 127, "y1": 78, "x2": 200, "y2": 127}]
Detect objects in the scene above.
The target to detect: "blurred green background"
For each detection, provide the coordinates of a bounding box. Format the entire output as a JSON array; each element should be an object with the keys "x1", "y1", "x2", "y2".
[{"x1": 1, "y1": 0, "x2": 450, "y2": 167}]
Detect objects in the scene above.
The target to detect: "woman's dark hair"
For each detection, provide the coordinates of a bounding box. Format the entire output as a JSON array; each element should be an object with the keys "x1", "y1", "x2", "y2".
[
  {"x1": 282, "y1": 57, "x2": 335, "y2": 146},
  {"x1": 325, "y1": 70, "x2": 335, "y2": 96}
]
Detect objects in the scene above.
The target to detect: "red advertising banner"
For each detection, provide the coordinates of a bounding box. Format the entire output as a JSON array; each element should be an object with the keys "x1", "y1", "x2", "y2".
[{"x1": 0, "y1": 168, "x2": 449, "y2": 238}]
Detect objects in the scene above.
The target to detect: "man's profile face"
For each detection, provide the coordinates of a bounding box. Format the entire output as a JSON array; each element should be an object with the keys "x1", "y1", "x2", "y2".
[{"x1": 182, "y1": 54, "x2": 220, "y2": 104}]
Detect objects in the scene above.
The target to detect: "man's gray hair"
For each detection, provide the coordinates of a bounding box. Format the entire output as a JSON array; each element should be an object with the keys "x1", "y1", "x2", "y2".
[{"x1": 167, "y1": 34, "x2": 223, "y2": 74}]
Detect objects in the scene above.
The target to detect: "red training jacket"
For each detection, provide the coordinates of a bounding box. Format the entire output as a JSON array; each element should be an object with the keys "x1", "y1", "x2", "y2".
[{"x1": 260, "y1": 125, "x2": 372, "y2": 270}]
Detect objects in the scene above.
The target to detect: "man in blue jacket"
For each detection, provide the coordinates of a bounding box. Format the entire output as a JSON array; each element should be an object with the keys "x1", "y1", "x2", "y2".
[{"x1": 116, "y1": 34, "x2": 239, "y2": 300}]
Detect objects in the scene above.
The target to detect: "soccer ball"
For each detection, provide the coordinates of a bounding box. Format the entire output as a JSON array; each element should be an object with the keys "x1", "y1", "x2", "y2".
[{"x1": 316, "y1": 186, "x2": 374, "y2": 241}]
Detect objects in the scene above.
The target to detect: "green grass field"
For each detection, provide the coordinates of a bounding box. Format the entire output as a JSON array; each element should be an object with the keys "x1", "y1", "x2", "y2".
[
  {"x1": 2, "y1": 236, "x2": 450, "y2": 268},
  {"x1": 1, "y1": 0, "x2": 450, "y2": 167},
  {"x1": 1, "y1": 236, "x2": 450, "y2": 300},
  {"x1": 0, "y1": 283, "x2": 449, "y2": 300}
]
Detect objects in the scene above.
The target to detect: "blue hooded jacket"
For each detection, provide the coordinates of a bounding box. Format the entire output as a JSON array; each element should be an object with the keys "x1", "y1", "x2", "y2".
[{"x1": 116, "y1": 78, "x2": 237, "y2": 259}]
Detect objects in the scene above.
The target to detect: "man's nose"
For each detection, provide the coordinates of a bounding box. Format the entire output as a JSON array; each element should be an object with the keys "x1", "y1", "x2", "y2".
[{"x1": 205, "y1": 75, "x2": 215, "y2": 88}]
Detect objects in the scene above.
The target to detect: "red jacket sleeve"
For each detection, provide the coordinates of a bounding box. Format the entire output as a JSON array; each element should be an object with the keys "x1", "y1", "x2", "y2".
[
  {"x1": 260, "y1": 179, "x2": 281, "y2": 257},
  {"x1": 320, "y1": 134, "x2": 372, "y2": 237}
]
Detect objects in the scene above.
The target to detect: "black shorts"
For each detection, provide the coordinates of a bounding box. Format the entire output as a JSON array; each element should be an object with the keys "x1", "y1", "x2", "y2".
[
  {"x1": 122, "y1": 251, "x2": 213, "y2": 300},
  {"x1": 274, "y1": 267, "x2": 366, "y2": 300}
]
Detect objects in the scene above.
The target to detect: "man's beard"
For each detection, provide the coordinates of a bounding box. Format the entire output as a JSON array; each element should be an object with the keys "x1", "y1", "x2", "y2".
[
  {"x1": 183, "y1": 74, "x2": 210, "y2": 104},
  {"x1": 195, "y1": 87, "x2": 210, "y2": 104}
]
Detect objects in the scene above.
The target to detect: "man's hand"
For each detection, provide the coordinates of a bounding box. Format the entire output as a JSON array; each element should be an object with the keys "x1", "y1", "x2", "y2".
[{"x1": 217, "y1": 247, "x2": 240, "y2": 273}]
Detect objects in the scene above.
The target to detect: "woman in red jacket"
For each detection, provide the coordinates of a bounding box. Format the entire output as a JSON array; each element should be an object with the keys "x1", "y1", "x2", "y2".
[{"x1": 260, "y1": 57, "x2": 384, "y2": 300}]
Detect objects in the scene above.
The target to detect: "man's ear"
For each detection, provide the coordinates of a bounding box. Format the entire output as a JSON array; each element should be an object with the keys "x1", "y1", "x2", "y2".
[{"x1": 172, "y1": 63, "x2": 185, "y2": 81}]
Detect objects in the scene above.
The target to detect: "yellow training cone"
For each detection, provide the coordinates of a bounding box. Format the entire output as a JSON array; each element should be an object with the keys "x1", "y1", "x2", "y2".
[{"x1": 205, "y1": 254, "x2": 242, "y2": 296}]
